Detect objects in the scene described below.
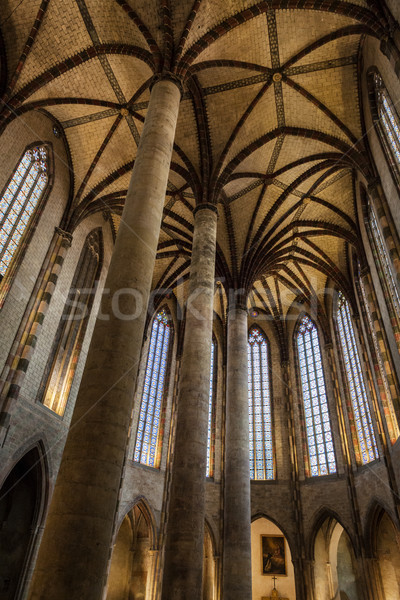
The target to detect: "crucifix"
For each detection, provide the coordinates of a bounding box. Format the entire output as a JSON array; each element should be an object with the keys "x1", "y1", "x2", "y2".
[{"x1": 272, "y1": 576, "x2": 277, "y2": 590}]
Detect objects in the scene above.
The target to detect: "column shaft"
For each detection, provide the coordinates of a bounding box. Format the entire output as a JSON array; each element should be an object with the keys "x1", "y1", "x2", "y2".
[
  {"x1": 161, "y1": 204, "x2": 217, "y2": 599},
  {"x1": 223, "y1": 306, "x2": 252, "y2": 599},
  {"x1": 29, "y1": 78, "x2": 181, "y2": 600}
]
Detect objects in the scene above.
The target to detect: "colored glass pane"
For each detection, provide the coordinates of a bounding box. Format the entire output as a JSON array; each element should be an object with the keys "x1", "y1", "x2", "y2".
[
  {"x1": 337, "y1": 292, "x2": 379, "y2": 463},
  {"x1": 134, "y1": 310, "x2": 171, "y2": 467},
  {"x1": 248, "y1": 327, "x2": 274, "y2": 480},
  {"x1": 297, "y1": 315, "x2": 337, "y2": 477},
  {"x1": 370, "y1": 208, "x2": 400, "y2": 315},
  {"x1": 206, "y1": 339, "x2": 216, "y2": 477},
  {"x1": 0, "y1": 146, "x2": 48, "y2": 277}
]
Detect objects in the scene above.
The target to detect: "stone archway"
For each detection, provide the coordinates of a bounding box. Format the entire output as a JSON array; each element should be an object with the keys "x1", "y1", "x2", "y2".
[
  {"x1": 376, "y1": 511, "x2": 400, "y2": 599},
  {"x1": 202, "y1": 523, "x2": 217, "y2": 600},
  {"x1": 0, "y1": 447, "x2": 45, "y2": 599},
  {"x1": 313, "y1": 516, "x2": 360, "y2": 600},
  {"x1": 107, "y1": 501, "x2": 156, "y2": 600}
]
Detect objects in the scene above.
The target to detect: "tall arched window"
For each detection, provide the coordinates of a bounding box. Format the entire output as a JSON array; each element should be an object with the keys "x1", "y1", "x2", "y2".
[
  {"x1": 206, "y1": 337, "x2": 217, "y2": 478},
  {"x1": 38, "y1": 229, "x2": 103, "y2": 416},
  {"x1": 369, "y1": 206, "x2": 400, "y2": 325},
  {"x1": 248, "y1": 326, "x2": 274, "y2": 480},
  {"x1": 370, "y1": 71, "x2": 400, "y2": 183},
  {"x1": 0, "y1": 146, "x2": 48, "y2": 280},
  {"x1": 134, "y1": 309, "x2": 172, "y2": 468},
  {"x1": 336, "y1": 292, "x2": 379, "y2": 464},
  {"x1": 296, "y1": 315, "x2": 337, "y2": 477}
]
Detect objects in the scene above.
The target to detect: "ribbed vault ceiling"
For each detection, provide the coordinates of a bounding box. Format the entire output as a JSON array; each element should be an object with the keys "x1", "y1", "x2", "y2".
[{"x1": 0, "y1": 0, "x2": 392, "y2": 348}]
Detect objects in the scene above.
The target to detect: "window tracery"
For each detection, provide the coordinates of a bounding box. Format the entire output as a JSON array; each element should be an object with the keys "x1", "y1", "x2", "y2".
[
  {"x1": 248, "y1": 326, "x2": 274, "y2": 480},
  {"x1": 336, "y1": 292, "x2": 379, "y2": 464},
  {"x1": 374, "y1": 73, "x2": 400, "y2": 167},
  {"x1": 0, "y1": 146, "x2": 48, "y2": 279},
  {"x1": 370, "y1": 206, "x2": 400, "y2": 317},
  {"x1": 296, "y1": 315, "x2": 336, "y2": 477},
  {"x1": 134, "y1": 309, "x2": 172, "y2": 468}
]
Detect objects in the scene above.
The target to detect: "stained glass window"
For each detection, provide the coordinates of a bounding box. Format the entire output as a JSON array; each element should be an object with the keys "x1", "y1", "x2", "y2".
[
  {"x1": 0, "y1": 146, "x2": 48, "y2": 279},
  {"x1": 358, "y1": 276, "x2": 399, "y2": 441},
  {"x1": 336, "y1": 292, "x2": 379, "y2": 464},
  {"x1": 375, "y1": 73, "x2": 400, "y2": 166},
  {"x1": 370, "y1": 207, "x2": 400, "y2": 315},
  {"x1": 248, "y1": 327, "x2": 274, "y2": 480},
  {"x1": 134, "y1": 309, "x2": 171, "y2": 468},
  {"x1": 206, "y1": 338, "x2": 217, "y2": 478},
  {"x1": 297, "y1": 315, "x2": 337, "y2": 477}
]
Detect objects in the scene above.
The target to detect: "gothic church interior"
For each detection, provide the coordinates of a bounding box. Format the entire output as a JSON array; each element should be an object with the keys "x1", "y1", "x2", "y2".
[{"x1": 1, "y1": 1, "x2": 400, "y2": 599}]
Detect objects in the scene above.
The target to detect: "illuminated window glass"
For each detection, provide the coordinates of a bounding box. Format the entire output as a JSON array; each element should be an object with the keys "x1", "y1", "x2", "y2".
[
  {"x1": 375, "y1": 74, "x2": 400, "y2": 166},
  {"x1": 0, "y1": 146, "x2": 48, "y2": 278},
  {"x1": 248, "y1": 327, "x2": 274, "y2": 480},
  {"x1": 297, "y1": 315, "x2": 336, "y2": 477},
  {"x1": 370, "y1": 207, "x2": 400, "y2": 315},
  {"x1": 206, "y1": 338, "x2": 217, "y2": 478},
  {"x1": 336, "y1": 292, "x2": 379, "y2": 464},
  {"x1": 134, "y1": 309, "x2": 171, "y2": 468}
]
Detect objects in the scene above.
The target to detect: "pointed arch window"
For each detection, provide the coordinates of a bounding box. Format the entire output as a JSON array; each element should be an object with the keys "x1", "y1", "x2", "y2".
[
  {"x1": 38, "y1": 229, "x2": 103, "y2": 416},
  {"x1": 370, "y1": 72, "x2": 400, "y2": 183},
  {"x1": 336, "y1": 292, "x2": 379, "y2": 464},
  {"x1": 248, "y1": 326, "x2": 274, "y2": 480},
  {"x1": 206, "y1": 337, "x2": 217, "y2": 478},
  {"x1": 369, "y1": 206, "x2": 400, "y2": 323},
  {"x1": 134, "y1": 309, "x2": 172, "y2": 468},
  {"x1": 296, "y1": 315, "x2": 337, "y2": 477},
  {"x1": 0, "y1": 146, "x2": 48, "y2": 280}
]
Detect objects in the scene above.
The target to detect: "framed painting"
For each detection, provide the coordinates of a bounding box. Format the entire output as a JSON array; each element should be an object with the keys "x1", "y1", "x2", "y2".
[{"x1": 261, "y1": 535, "x2": 286, "y2": 576}]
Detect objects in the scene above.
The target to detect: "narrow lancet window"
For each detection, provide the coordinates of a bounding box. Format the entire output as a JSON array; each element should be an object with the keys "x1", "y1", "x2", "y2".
[
  {"x1": 297, "y1": 316, "x2": 336, "y2": 476},
  {"x1": 206, "y1": 338, "x2": 217, "y2": 478},
  {"x1": 134, "y1": 309, "x2": 172, "y2": 468},
  {"x1": 0, "y1": 146, "x2": 48, "y2": 279},
  {"x1": 336, "y1": 292, "x2": 379, "y2": 464},
  {"x1": 375, "y1": 73, "x2": 400, "y2": 166},
  {"x1": 248, "y1": 327, "x2": 274, "y2": 480},
  {"x1": 370, "y1": 207, "x2": 400, "y2": 315},
  {"x1": 39, "y1": 229, "x2": 102, "y2": 416}
]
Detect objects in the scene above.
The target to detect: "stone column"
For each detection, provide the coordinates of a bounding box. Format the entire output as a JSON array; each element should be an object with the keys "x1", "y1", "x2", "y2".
[
  {"x1": 161, "y1": 203, "x2": 218, "y2": 600},
  {"x1": 0, "y1": 226, "x2": 72, "y2": 444},
  {"x1": 222, "y1": 303, "x2": 252, "y2": 599},
  {"x1": 29, "y1": 75, "x2": 182, "y2": 600}
]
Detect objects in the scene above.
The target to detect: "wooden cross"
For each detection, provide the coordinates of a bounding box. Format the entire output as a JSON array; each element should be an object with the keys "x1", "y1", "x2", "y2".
[{"x1": 272, "y1": 576, "x2": 277, "y2": 589}]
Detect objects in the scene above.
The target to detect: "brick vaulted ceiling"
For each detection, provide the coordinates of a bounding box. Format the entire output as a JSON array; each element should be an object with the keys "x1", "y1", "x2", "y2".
[{"x1": 0, "y1": 0, "x2": 393, "y2": 348}]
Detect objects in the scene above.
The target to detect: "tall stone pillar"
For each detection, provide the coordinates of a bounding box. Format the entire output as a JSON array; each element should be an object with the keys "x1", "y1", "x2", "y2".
[
  {"x1": 0, "y1": 226, "x2": 72, "y2": 443},
  {"x1": 161, "y1": 203, "x2": 218, "y2": 600},
  {"x1": 222, "y1": 303, "x2": 252, "y2": 599},
  {"x1": 29, "y1": 75, "x2": 182, "y2": 600}
]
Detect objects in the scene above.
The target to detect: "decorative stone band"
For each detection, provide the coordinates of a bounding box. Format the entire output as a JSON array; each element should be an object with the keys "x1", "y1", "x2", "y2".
[
  {"x1": 0, "y1": 226, "x2": 72, "y2": 441},
  {"x1": 150, "y1": 71, "x2": 184, "y2": 97},
  {"x1": 193, "y1": 202, "x2": 219, "y2": 215}
]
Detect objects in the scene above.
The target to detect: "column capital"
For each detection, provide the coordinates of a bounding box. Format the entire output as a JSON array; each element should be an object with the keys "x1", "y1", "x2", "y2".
[
  {"x1": 324, "y1": 342, "x2": 333, "y2": 350},
  {"x1": 54, "y1": 227, "x2": 73, "y2": 246},
  {"x1": 227, "y1": 301, "x2": 248, "y2": 314},
  {"x1": 150, "y1": 71, "x2": 184, "y2": 96},
  {"x1": 193, "y1": 202, "x2": 218, "y2": 216}
]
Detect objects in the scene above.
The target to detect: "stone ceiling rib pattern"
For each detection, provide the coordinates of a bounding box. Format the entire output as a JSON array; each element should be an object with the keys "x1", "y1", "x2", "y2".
[{"x1": 1, "y1": 0, "x2": 393, "y2": 339}]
